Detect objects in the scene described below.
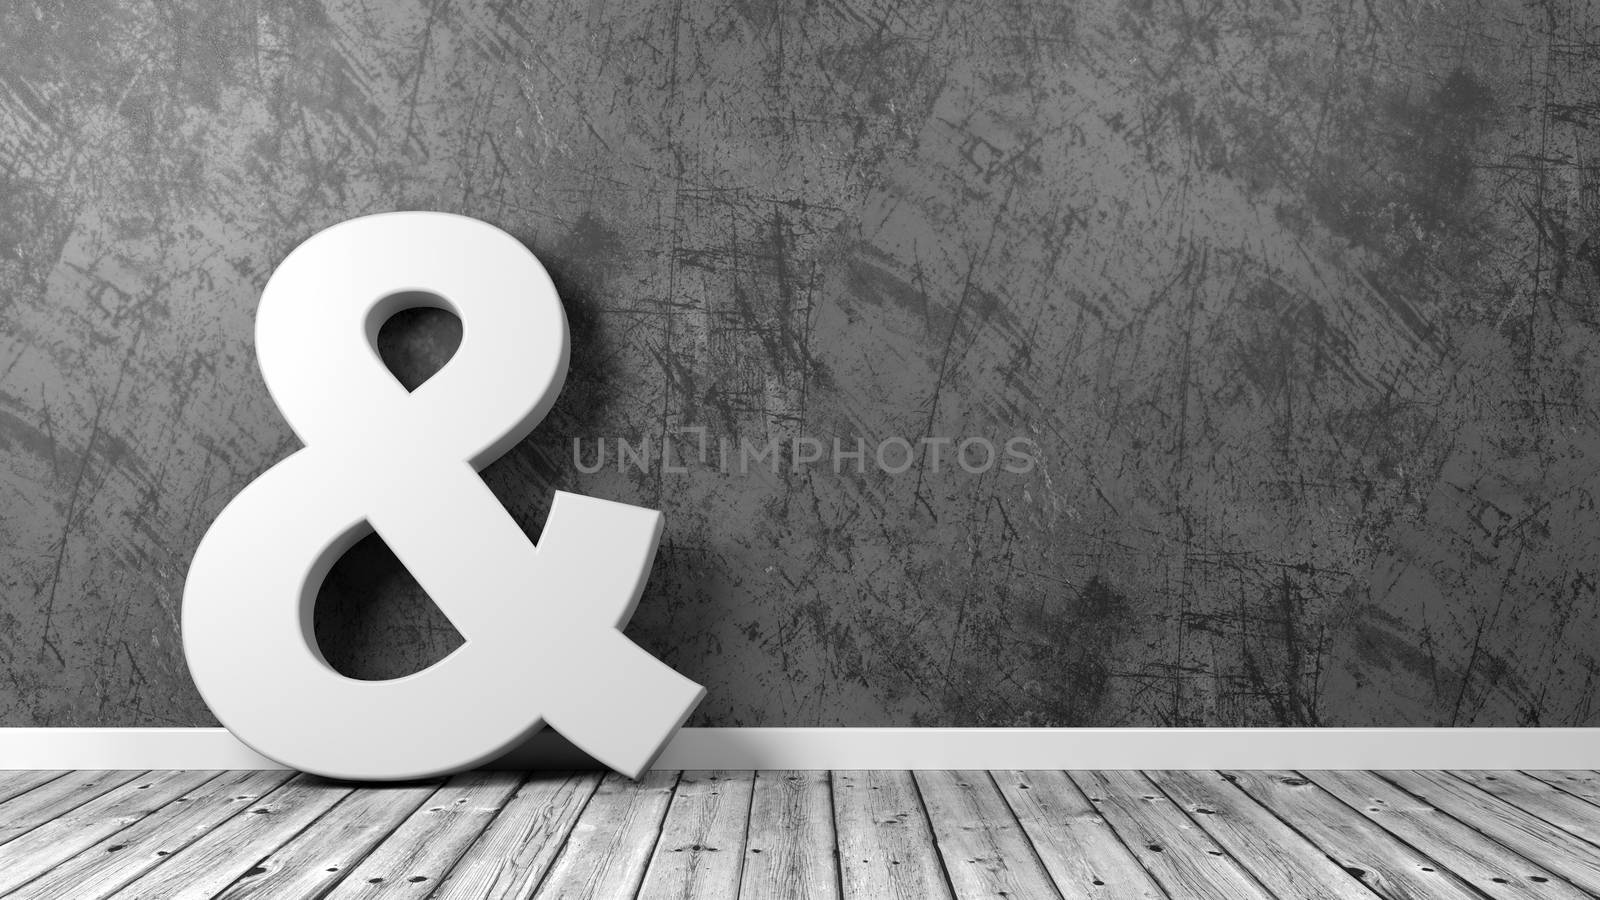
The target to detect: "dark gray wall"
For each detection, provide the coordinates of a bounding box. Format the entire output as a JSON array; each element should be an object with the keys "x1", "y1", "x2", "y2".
[{"x1": 1, "y1": 0, "x2": 1597, "y2": 729}]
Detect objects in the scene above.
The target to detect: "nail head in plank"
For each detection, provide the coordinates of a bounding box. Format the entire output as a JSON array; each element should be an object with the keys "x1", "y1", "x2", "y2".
[
  {"x1": 739, "y1": 771, "x2": 840, "y2": 900},
  {"x1": 0, "y1": 769, "x2": 221, "y2": 895},
  {"x1": 1305, "y1": 770, "x2": 1584, "y2": 899},
  {"x1": 833, "y1": 770, "x2": 954, "y2": 900},
  {"x1": 432, "y1": 771, "x2": 601, "y2": 900},
  {"x1": 637, "y1": 771, "x2": 755, "y2": 900},
  {"x1": 319, "y1": 771, "x2": 524, "y2": 899},
  {"x1": 212, "y1": 780, "x2": 438, "y2": 900},
  {"x1": 1525, "y1": 772, "x2": 1600, "y2": 806},
  {"x1": 12, "y1": 770, "x2": 294, "y2": 900},
  {"x1": 0, "y1": 770, "x2": 145, "y2": 848},
  {"x1": 535, "y1": 770, "x2": 680, "y2": 900},
  {"x1": 1219, "y1": 770, "x2": 1481, "y2": 900},
  {"x1": 992, "y1": 769, "x2": 1165, "y2": 900},
  {"x1": 1453, "y1": 771, "x2": 1600, "y2": 847},
  {"x1": 1382, "y1": 770, "x2": 1600, "y2": 896},
  {"x1": 1067, "y1": 771, "x2": 1272, "y2": 900},
  {"x1": 915, "y1": 770, "x2": 1063, "y2": 900},
  {"x1": 1148, "y1": 770, "x2": 1371, "y2": 900},
  {"x1": 107, "y1": 774, "x2": 354, "y2": 900}
]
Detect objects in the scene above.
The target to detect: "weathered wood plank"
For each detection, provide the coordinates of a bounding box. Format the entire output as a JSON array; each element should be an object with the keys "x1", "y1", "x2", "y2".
[
  {"x1": 1382, "y1": 770, "x2": 1600, "y2": 895},
  {"x1": 1452, "y1": 771, "x2": 1600, "y2": 846},
  {"x1": 1221, "y1": 770, "x2": 1481, "y2": 900},
  {"x1": 432, "y1": 772, "x2": 602, "y2": 900},
  {"x1": 1147, "y1": 770, "x2": 1370, "y2": 900},
  {"x1": 108, "y1": 774, "x2": 354, "y2": 899},
  {"x1": 1306, "y1": 770, "x2": 1585, "y2": 899},
  {"x1": 915, "y1": 770, "x2": 1063, "y2": 900},
  {"x1": 1067, "y1": 771, "x2": 1271, "y2": 900},
  {"x1": 317, "y1": 771, "x2": 525, "y2": 899},
  {"x1": 636, "y1": 771, "x2": 755, "y2": 900},
  {"x1": 12, "y1": 766, "x2": 1597, "y2": 900},
  {"x1": 11, "y1": 770, "x2": 295, "y2": 900},
  {"x1": 211, "y1": 781, "x2": 438, "y2": 899},
  {"x1": 0, "y1": 770, "x2": 145, "y2": 848},
  {"x1": 0, "y1": 770, "x2": 221, "y2": 895},
  {"x1": 833, "y1": 770, "x2": 953, "y2": 900},
  {"x1": 533, "y1": 770, "x2": 679, "y2": 899},
  {"x1": 992, "y1": 770, "x2": 1165, "y2": 900},
  {"x1": 739, "y1": 771, "x2": 839, "y2": 900},
  {"x1": 0, "y1": 771, "x2": 68, "y2": 806},
  {"x1": 1525, "y1": 771, "x2": 1600, "y2": 806}
]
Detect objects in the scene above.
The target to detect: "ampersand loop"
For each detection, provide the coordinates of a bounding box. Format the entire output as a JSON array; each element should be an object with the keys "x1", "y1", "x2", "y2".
[{"x1": 183, "y1": 212, "x2": 704, "y2": 780}]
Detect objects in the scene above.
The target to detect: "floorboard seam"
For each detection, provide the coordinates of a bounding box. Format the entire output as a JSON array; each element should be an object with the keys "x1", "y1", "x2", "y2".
[
  {"x1": 0, "y1": 771, "x2": 69, "y2": 808},
  {"x1": 1448, "y1": 771, "x2": 1600, "y2": 853},
  {"x1": 906, "y1": 770, "x2": 960, "y2": 899},
  {"x1": 1138, "y1": 770, "x2": 1289, "y2": 900},
  {"x1": 1060, "y1": 769, "x2": 1175, "y2": 900},
  {"x1": 1209, "y1": 771, "x2": 1405, "y2": 900},
  {"x1": 420, "y1": 771, "x2": 536, "y2": 896},
  {"x1": 825, "y1": 771, "x2": 847, "y2": 900},
  {"x1": 980, "y1": 770, "x2": 1066, "y2": 900},
  {"x1": 518, "y1": 773, "x2": 600, "y2": 900},
  {"x1": 518, "y1": 772, "x2": 605, "y2": 900},
  {"x1": 729, "y1": 770, "x2": 759, "y2": 898},
  {"x1": 203, "y1": 775, "x2": 352, "y2": 899},
  {"x1": 13, "y1": 770, "x2": 1600, "y2": 900},
  {"x1": 628, "y1": 771, "x2": 683, "y2": 900},
  {"x1": 1521, "y1": 771, "x2": 1600, "y2": 821},
  {"x1": 3, "y1": 769, "x2": 232, "y2": 899},
  {"x1": 0, "y1": 770, "x2": 150, "y2": 855}
]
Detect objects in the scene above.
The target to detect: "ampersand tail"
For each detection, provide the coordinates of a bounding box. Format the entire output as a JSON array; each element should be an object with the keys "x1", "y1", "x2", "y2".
[{"x1": 544, "y1": 630, "x2": 706, "y2": 779}]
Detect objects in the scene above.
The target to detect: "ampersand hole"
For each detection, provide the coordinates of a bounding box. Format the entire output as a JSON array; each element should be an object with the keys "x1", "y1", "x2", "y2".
[
  {"x1": 373, "y1": 292, "x2": 462, "y2": 392},
  {"x1": 313, "y1": 532, "x2": 464, "y2": 681}
]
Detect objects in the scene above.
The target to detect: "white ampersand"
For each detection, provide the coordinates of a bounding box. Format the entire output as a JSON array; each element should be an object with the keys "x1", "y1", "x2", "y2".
[{"x1": 182, "y1": 212, "x2": 705, "y2": 780}]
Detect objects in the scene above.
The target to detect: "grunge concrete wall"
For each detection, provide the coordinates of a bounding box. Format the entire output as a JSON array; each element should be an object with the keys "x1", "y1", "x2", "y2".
[{"x1": 1, "y1": 0, "x2": 1598, "y2": 729}]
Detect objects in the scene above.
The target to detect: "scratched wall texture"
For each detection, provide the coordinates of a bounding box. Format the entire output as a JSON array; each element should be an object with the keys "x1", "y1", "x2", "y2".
[{"x1": 1, "y1": 0, "x2": 1599, "y2": 728}]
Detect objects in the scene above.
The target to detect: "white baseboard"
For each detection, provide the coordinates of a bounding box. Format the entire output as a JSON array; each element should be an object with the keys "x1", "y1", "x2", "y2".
[{"x1": 0, "y1": 727, "x2": 1593, "y2": 770}]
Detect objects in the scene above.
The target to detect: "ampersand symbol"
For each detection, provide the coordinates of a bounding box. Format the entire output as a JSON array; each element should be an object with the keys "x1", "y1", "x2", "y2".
[{"x1": 183, "y1": 212, "x2": 705, "y2": 780}]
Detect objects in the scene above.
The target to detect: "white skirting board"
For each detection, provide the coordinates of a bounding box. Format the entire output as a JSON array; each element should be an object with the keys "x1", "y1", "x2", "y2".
[{"x1": 0, "y1": 727, "x2": 1594, "y2": 770}]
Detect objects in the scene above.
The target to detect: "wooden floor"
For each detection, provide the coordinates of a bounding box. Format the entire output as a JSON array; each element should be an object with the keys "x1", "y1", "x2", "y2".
[{"x1": 0, "y1": 770, "x2": 1597, "y2": 898}]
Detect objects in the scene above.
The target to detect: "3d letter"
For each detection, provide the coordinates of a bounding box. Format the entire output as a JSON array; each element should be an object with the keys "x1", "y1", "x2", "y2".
[{"x1": 182, "y1": 212, "x2": 705, "y2": 780}]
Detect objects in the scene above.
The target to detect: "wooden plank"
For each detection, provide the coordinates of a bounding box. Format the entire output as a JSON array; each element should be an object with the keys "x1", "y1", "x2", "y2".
[
  {"x1": 833, "y1": 770, "x2": 953, "y2": 900},
  {"x1": 533, "y1": 770, "x2": 679, "y2": 899},
  {"x1": 1147, "y1": 770, "x2": 1371, "y2": 900},
  {"x1": 993, "y1": 770, "x2": 1165, "y2": 900},
  {"x1": 1306, "y1": 770, "x2": 1586, "y2": 898},
  {"x1": 0, "y1": 771, "x2": 68, "y2": 805},
  {"x1": 11, "y1": 770, "x2": 295, "y2": 900},
  {"x1": 1382, "y1": 770, "x2": 1600, "y2": 895},
  {"x1": 1222, "y1": 770, "x2": 1482, "y2": 900},
  {"x1": 915, "y1": 770, "x2": 1063, "y2": 900},
  {"x1": 637, "y1": 771, "x2": 755, "y2": 900},
  {"x1": 1526, "y1": 772, "x2": 1600, "y2": 803},
  {"x1": 317, "y1": 771, "x2": 524, "y2": 899},
  {"x1": 739, "y1": 771, "x2": 840, "y2": 900},
  {"x1": 0, "y1": 769, "x2": 221, "y2": 894},
  {"x1": 432, "y1": 771, "x2": 602, "y2": 900},
  {"x1": 211, "y1": 781, "x2": 439, "y2": 899},
  {"x1": 108, "y1": 774, "x2": 354, "y2": 899},
  {"x1": 1523, "y1": 772, "x2": 1600, "y2": 811},
  {"x1": 1067, "y1": 770, "x2": 1271, "y2": 900},
  {"x1": 0, "y1": 770, "x2": 145, "y2": 847},
  {"x1": 1452, "y1": 771, "x2": 1600, "y2": 846}
]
